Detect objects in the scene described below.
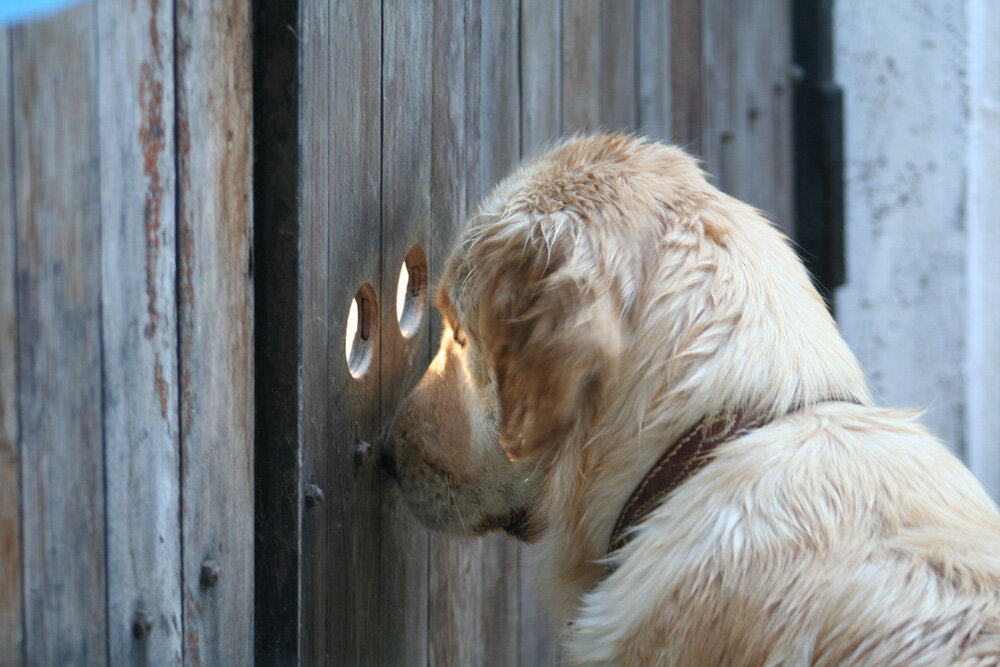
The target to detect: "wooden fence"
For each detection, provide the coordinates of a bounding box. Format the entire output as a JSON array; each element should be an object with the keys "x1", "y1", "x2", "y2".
[{"x1": 1, "y1": 0, "x2": 793, "y2": 664}]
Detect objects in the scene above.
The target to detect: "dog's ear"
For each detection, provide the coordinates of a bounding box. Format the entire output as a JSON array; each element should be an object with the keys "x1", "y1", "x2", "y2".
[{"x1": 477, "y1": 219, "x2": 624, "y2": 461}]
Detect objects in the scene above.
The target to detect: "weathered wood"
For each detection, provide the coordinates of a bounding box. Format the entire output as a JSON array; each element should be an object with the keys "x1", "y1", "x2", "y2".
[
  {"x1": 519, "y1": 554, "x2": 563, "y2": 667},
  {"x1": 561, "y1": 0, "x2": 601, "y2": 133},
  {"x1": 671, "y1": 0, "x2": 703, "y2": 153},
  {"x1": 702, "y1": 0, "x2": 792, "y2": 228},
  {"x1": 298, "y1": 0, "x2": 330, "y2": 662},
  {"x1": 252, "y1": 0, "x2": 302, "y2": 659},
  {"x1": 0, "y1": 26, "x2": 23, "y2": 667},
  {"x1": 428, "y1": 1, "x2": 486, "y2": 664},
  {"x1": 637, "y1": 0, "x2": 671, "y2": 141},
  {"x1": 599, "y1": 0, "x2": 638, "y2": 131},
  {"x1": 97, "y1": 0, "x2": 182, "y2": 661},
  {"x1": 701, "y1": 0, "x2": 736, "y2": 186},
  {"x1": 323, "y1": 0, "x2": 382, "y2": 663},
  {"x1": 11, "y1": 6, "x2": 107, "y2": 662},
  {"x1": 520, "y1": 0, "x2": 562, "y2": 156},
  {"x1": 380, "y1": 1, "x2": 433, "y2": 665},
  {"x1": 174, "y1": 1, "x2": 254, "y2": 663}
]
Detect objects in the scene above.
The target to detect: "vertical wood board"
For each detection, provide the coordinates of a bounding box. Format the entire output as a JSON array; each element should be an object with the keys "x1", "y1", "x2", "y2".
[
  {"x1": 97, "y1": 0, "x2": 183, "y2": 661},
  {"x1": 11, "y1": 6, "x2": 108, "y2": 662},
  {"x1": 520, "y1": 0, "x2": 562, "y2": 156},
  {"x1": 670, "y1": 0, "x2": 703, "y2": 152},
  {"x1": 298, "y1": 0, "x2": 331, "y2": 662},
  {"x1": 702, "y1": 0, "x2": 792, "y2": 228},
  {"x1": 599, "y1": 0, "x2": 638, "y2": 131},
  {"x1": 0, "y1": 25, "x2": 23, "y2": 667},
  {"x1": 637, "y1": 0, "x2": 671, "y2": 141},
  {"x1": 561, "y1": 0, "x2": 601, "y2": 133},
  {"x1": 174, "y1": 1, "x2": 255, "y2": 663},
  {"x1": 323, "y1": 0, "x2": 382, "y2": 663}
]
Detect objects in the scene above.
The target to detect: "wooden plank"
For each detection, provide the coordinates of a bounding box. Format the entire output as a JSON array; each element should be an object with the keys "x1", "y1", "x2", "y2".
[
  {"x1": 702, "y1": 0, "x2": 792, "y2": 228},
  {"x1": 97, "y1": 0, "x2": 182, "y2": 662},
  {"x1": 11, "y1": 6, "x2": 108, "y2": 662},
  {"x1": 427, "y1": 1, "x2": 485, "y2": 664},
  {"x1": 738, "y1": 0, "x2": 792, "y2": 230},
  {"x1": 298, "y1": 0, "x2": 330, "y2": 662},
  {"x1": 0, "y1": 26, "x2": 23, "y2": 667},
  {"x1": 520, "y1": 0, "x2": 562, "y2": 155},
  {"x1": 380, "y1": 0, "x2": 433, "y2": 665},
  {"x1": 701, "y1": 0, "x2": 735, "y2": 185},
  {"x1": 637, "y1": 0, "x2": 671, "y2": 141},
  {"x1": 519, "y1": 555, "x2": 562, "y2": 667},
  {"x1": 670, "y1": 0, "x2": 703, "y2": 153},
  {"x1": 561, "y1": 0, "x2": 601, "y2": 134},
  {"x1": 475, "y1": 2, "x2": 523, "y2": 664},
  {"x1": 252, "y1": 0, "x2": 302, "y2": 660},
  {"x1": 174, "y1": 1, "x2": 254, "y2": 663},
  {"x1": 599, "y1": 0, "x2": 638, "y2": 131},
  {"x1": 324, "y1": 0, "x2": 382, "y2": 663}
]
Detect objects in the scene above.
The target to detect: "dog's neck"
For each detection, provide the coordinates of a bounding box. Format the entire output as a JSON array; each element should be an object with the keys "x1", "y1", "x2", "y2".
[{"x1": 605, "y1": 408, "x2": 770, "y2": 555}]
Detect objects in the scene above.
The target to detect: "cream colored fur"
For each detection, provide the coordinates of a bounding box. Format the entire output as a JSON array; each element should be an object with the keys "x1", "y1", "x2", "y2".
[{"x1": 388, "y1": 134, "x2": 1000, "y2": 665}]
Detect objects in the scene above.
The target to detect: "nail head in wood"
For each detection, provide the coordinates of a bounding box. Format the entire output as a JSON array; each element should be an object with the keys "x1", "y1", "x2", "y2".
[
  {"x1": 133, "y1": 610, "x2": 155, "y2": 639},
  {"x1": 200, "y1": 559, "x2": 221, "y2": 589},
  {"x1": 304, "y1": 483, "x2": 324, "y2": 508},
  {"x1": 353, "y1": 440, "x2": 373, "y2": 469}
]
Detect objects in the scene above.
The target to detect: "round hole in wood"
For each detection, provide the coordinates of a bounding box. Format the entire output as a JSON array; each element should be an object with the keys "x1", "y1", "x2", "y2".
[
  {"x1": 395, "y1": 245, "x2": 428, "y2": 338},
  {"x1": 345, "y1": 282, "x2": 378, "y2": 378}
]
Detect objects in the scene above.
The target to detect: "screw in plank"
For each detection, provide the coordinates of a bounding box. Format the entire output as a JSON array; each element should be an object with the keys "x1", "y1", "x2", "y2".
[
  {"x1": 353, "y1": 440, "x2": 373, "y2": 469},
  {"x1": 133, "y1": 610, "x2": 155, "y2": 639},
  {"x1": 304, "y1": 483, "x2": 325, "y2": 508},
  {"x1": 200, "y1": 559, "x2": 221, "y2": 589}
]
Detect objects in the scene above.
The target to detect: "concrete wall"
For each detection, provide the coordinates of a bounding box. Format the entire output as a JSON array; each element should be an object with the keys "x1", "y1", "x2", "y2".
[{"x1": 834, "y1": 0, "x2": 999, "y2": 500}]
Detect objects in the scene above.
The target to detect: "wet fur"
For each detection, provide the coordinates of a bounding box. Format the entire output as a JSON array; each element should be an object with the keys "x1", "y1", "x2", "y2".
[{"x1": 389, "y1": 134, "x2": 1000, "y2": 665}]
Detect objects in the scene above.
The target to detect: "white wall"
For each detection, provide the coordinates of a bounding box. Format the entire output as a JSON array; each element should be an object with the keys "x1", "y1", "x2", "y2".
[{"x1": 834, "y1": 0, "x2": 999, "y2": 500}]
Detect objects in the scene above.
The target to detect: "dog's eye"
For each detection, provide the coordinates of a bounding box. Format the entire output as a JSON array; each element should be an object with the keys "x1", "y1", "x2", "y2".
[{"x1": 452, "y1": 326, "x2": 467, "y2": 348}]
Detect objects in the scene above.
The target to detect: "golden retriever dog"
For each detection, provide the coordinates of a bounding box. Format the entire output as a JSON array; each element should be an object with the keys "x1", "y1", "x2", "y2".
[{"x1": 385, "y1": 134, "x2": 1000, "y2": 665}]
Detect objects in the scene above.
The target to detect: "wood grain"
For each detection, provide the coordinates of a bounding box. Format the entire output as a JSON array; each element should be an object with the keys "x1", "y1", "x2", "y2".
[
  {"x1": 97, "y1": 0, "x2": 183, "y2": 661},
  {"x1": 0, "y1": 25, "x2": 23, "y2": 667},
  {"x1": 174, "y1": 0, "x2": 254, "y2": 663},
  {"x1": 702, "y1": 0, "x2": 792, "y2": 229},
  {"x1": 11, "y1": 6, "x2": 107, "y2": 662},
  {"x1": 520, "y1": 0, "x2": 562, "y2": 156},
  {"x1": 323, "y1": 0, "x2": 382, "y2": 662},
  {"x1": 298, "y1": 0, "x2": 331, "y2": 662},
  {"x1": 637, "y1": 0, "x2": 671, "y2": 141},
  {"x1": 380, "y1": 1, "x2": 433, "y2": 665},
  {"x1": 670, "y1": 0, "x2": 703, "y2": 153},
  {"x1": 561, "y1": 0, "x2": 601, "y2": 133},
  {"x1": 599, "y1": 0, "x2": 638, "y2": 131}
]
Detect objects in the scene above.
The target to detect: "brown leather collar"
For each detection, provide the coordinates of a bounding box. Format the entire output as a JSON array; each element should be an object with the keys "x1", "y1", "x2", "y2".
[{"x1": 607, "y1": 399, "x2": 856, "y2": 555}]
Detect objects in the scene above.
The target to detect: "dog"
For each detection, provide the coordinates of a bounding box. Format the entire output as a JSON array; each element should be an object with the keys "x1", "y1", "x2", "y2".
[{"x1": 385, "y1": 134, "x2": 1000, "y2": 665}]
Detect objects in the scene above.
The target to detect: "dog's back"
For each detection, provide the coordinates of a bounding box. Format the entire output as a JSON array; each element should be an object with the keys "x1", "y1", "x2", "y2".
[{"x1": 566, "y1": 404, "x2": 1000, "y2": 665}]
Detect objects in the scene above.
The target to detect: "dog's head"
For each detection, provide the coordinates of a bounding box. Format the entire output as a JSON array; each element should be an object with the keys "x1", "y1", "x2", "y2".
[{"x1": 385, "y1": 134, "x2": 717, "y2": 540}]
